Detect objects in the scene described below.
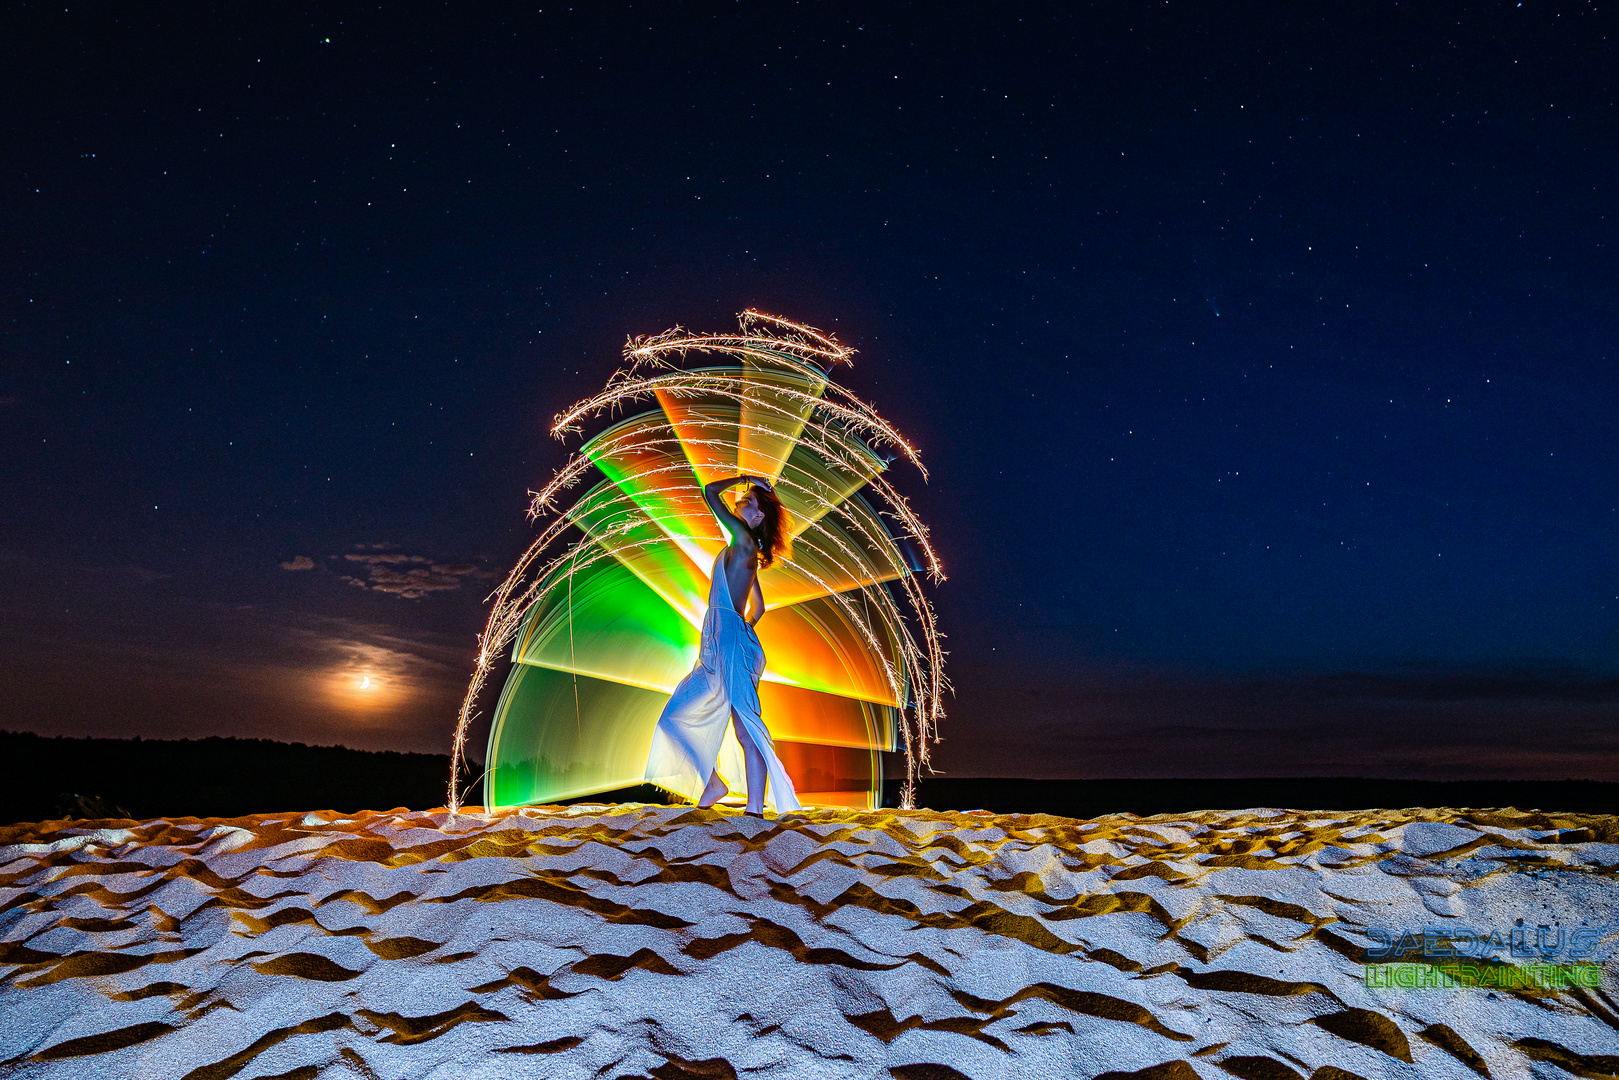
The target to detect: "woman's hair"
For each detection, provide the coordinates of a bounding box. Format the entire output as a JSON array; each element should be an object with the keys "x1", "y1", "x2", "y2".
[{"x1": 746, "y1": 484, "x2": 785, "y2": 569}]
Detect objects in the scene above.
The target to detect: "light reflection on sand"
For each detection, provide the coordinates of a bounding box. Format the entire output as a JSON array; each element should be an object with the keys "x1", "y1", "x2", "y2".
[{"x1": 1, "y1": 804, "x2": 1615, "y2": 1077}]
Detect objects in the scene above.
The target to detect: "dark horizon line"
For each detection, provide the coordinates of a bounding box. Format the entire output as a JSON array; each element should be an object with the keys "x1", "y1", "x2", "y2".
[{"x1": 8, "y1": 730, "x2": 1617, "y2": 786}]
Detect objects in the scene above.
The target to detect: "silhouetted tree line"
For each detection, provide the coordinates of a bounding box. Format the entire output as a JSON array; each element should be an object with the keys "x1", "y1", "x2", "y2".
[
  {"x1": 4, "y1": 730, "x2": 1614, "y2": 824},
  {"x1": 0, "y1": 731, "x2": 475, "y2": 825}
]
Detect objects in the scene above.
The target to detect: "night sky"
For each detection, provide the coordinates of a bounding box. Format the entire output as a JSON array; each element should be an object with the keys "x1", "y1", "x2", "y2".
[{"x1": 4, "y1": 3, "x2": 1616, "y2": 782}]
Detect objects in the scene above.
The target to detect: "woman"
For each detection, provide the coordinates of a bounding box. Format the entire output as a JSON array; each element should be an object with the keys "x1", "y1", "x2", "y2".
[{"x1": 643, "y1": 474, "x2": 802, "y2": 816}]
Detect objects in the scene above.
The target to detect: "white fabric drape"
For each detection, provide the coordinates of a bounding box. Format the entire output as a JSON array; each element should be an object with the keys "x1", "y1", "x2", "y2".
[{"x1": 644, "y1": 553, "x2": 802, "y2": 811}]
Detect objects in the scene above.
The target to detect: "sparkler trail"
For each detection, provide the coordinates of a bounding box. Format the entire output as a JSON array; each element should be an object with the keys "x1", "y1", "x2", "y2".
[{"x1": 449, "y1": 313, "x2": 946, "y2": 812}]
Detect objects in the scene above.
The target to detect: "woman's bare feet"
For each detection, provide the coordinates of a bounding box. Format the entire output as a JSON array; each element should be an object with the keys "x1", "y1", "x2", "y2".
[{"x1": 696, "y1": 771, "x2": 729, "y2": 808}]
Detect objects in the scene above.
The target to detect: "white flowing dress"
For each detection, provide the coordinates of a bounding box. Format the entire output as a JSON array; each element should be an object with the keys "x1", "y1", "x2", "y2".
[{"x1": 644, "y1": 552, "x2": 802, "y2": 811}]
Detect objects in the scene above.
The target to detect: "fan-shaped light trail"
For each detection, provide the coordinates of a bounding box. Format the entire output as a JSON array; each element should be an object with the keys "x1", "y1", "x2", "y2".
[{"x1": 449, "y1": 312, "x2": 947, "y2": 813}]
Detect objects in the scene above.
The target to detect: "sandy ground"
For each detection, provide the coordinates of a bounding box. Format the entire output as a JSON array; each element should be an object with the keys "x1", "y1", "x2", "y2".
[{"x1": 1, "y1": 803, "x2": 1616, "y2": 1079}]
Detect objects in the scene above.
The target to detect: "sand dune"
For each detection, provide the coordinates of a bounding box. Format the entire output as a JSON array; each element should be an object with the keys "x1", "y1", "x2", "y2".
[{"x1": 2, "y1": 803, "x2": 1615, "y2": 1078}]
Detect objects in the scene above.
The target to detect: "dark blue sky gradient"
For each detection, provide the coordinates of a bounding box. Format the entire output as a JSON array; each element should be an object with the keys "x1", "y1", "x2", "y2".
[{"x1": 3, "y1": 3, "x2": 1615, "y2": 779}]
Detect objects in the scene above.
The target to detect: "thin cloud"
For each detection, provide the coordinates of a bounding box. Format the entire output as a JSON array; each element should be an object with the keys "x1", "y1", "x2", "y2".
[
  {"x1": 941, "y1": 661, "x2": 1619, "y2": 780},
  {"x1": 342, "y1": 553, "x2": 488, "y2": 599},
  {"x1": 85, "y1": 564, "x2": 172, "y2": 584},
  {"x1": 280, "y1": 556, "x2": 316, "y2": 571}
]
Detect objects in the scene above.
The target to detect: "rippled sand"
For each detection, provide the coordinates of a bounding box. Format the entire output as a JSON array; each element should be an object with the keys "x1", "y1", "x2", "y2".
[{"x1": 2, "y1": 804, "x2": 1616, "y2": 1079}]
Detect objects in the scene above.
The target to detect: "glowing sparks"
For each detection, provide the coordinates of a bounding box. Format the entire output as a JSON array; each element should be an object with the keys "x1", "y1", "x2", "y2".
[{"x1": 448, "y1": 312, "x2": 946, "y2": 812}]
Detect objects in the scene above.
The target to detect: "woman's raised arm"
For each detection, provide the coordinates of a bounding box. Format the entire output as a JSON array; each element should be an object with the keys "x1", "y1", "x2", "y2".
[{"x1": 702, "y1": 474, "x2": 771, "y2": 545}]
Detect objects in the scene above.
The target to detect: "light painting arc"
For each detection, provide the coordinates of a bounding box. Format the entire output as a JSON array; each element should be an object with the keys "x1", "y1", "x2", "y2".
[{"x1": 450, "y1": 312, "x2": 945, "y2": 812}]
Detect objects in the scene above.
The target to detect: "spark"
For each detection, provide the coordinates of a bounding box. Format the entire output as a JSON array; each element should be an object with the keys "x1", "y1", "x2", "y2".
[{"x1": 448, "y1": 313, "x2": 946, "y2": 812}]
